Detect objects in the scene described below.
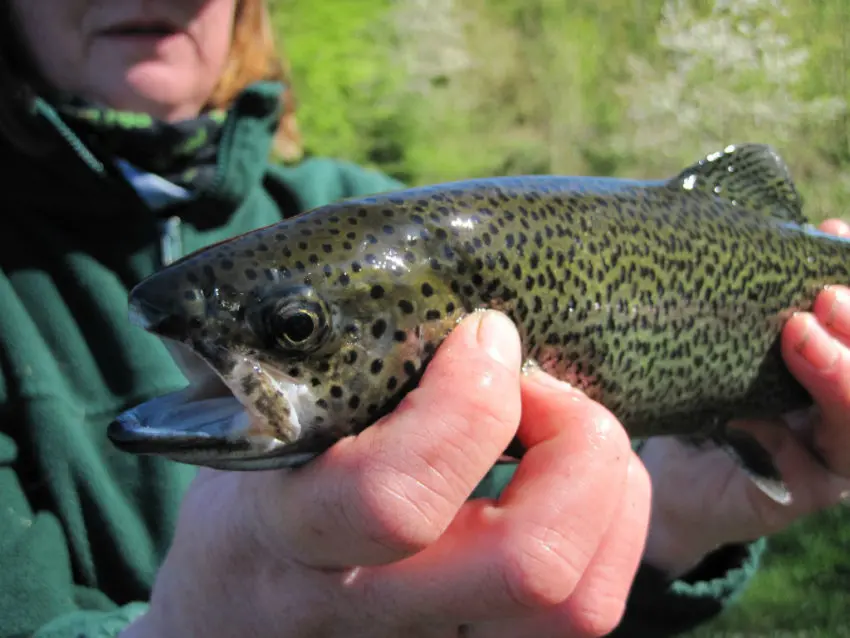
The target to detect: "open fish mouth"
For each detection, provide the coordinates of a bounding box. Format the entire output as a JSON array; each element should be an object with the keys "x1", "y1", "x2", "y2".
[{"x1": 107, "y1": 339, "x2": 321, "y2": 471}]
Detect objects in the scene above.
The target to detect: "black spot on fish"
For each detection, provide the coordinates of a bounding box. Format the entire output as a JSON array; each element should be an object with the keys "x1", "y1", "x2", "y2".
[{"x1": 372, "y1": 319, "x2": 387, "y2": 339}]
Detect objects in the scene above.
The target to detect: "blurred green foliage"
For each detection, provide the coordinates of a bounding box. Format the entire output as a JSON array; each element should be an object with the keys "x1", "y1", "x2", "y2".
[{"x1": 269, "y1": 1, "x2": 850, "y2": 634}]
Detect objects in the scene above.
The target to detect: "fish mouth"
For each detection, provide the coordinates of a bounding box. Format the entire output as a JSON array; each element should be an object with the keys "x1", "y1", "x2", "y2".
[{"x1": 107, "y1": 338, "x2": 322, "y2": 471}]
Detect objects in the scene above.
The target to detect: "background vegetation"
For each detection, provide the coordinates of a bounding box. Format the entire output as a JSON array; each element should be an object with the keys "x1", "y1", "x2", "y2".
[{"x1": 269, "y1": 0, "x2": 850, "y2": 634}]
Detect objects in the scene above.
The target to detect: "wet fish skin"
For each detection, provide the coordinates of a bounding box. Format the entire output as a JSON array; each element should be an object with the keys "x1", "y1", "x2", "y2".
[{"x1": 110, "y1": 143, "x2": 850, "y2": 498}]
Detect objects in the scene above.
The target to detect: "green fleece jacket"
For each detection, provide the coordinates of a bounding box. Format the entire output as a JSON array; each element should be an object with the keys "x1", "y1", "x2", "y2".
[{"x1": 0, "y1": 81, "x2": 764, "y2": 638}]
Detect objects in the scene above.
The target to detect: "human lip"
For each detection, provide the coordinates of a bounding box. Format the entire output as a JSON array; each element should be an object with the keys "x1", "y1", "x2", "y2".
[{"x1": 97, "y1": 19, "x2": 182, "y2": 38}]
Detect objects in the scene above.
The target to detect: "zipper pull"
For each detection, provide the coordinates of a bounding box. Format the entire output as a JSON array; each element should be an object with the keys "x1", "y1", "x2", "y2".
[{"x1": 158, "y1": 216, "x2": 183, "y2": 267}]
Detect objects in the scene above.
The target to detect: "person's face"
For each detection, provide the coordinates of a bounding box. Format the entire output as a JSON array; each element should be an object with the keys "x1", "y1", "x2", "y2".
[{"x1": 10, "y1": 0, "x2": 238, "y2": 121}]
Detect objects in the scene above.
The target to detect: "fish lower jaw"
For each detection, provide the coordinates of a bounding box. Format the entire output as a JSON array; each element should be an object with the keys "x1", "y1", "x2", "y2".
[{"x1": 107, "y1": 339, "x2": 322, "y2": 469}]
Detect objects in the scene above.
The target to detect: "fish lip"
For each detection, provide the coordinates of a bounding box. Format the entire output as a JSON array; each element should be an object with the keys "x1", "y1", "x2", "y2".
[{"x1": 107, "y1": 401, "x2": 328, "y2": 471}]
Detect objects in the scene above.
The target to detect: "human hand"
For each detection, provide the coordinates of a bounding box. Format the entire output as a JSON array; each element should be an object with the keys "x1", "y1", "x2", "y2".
[
  {"x1": 123, "y1": 310, "x2": 652, "y2": 638},
  {"x1": 640, "y1": 218, "x2": 850, "y2": 578}
]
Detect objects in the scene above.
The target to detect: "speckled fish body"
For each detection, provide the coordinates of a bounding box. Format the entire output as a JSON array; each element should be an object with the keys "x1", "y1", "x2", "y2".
[{"x1": 109, "y1": 144, "x2": 850, "y2": 499}]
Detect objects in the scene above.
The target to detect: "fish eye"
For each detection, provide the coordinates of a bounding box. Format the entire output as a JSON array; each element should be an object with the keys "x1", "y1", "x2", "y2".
[
  {"x1": 275, "y1": 309, "x2": 318, "y2": 347},
  {"x1": 260, "y1": 295, "x2": 331, "y2": 354}
]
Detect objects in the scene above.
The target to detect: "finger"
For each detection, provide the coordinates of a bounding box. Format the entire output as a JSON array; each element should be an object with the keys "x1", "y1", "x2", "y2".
[
  {"x1": 818, "y1": 218, "x2": 850, "y2": 237},
  {"x1": 468, "y1": 453, "x2": 652, "y2": 638},
  {"x1": 781, "y1": 311, "x2": 850, "y2": 475},
  {"x1": 243, "y1": 310, "x2": 523, "y2": 569},
  {"x1": 361, "y1": 372, "x2": 633, "y2": 624},
  {"x1": 813, "y1": 285, "x2": 850, "y2": 349}
]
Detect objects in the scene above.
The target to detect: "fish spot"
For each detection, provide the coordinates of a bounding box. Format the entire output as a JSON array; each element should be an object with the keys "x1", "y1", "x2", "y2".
[
  {"x1": 344, "y1": 350, "x2": 358, "y2": 365},
  {"x1": 371, "y1": 285, "x2": 385, "y2": 299},
  {"x1": 348, "y1": 395, "x2": 361, "y2": 410},
  {"x1": 393, "y1": 330, "x2": 407, "y2": 342},
  {"x1": 386, "y1": 376, "x2": 398, "y2": 391},
  {"x1": 372, "y1": 319, "x2": 388, "y2": 339},
  {"x1": 403, "y1": 361, "x2": 417, "y2": 377},
  {"x1": 330, "y1": 385, "x2": 344, "y2": 399},
  {"x1": 421, "y1": 282, "x2": 434, "y2": 297},
  {"x1": 245, "y1": 268, "x2": 258, "y2": 280},
  {"x1": 370, "y1": 359, "x2": 384, "y2": 374},
  {"x1": 426, "y1": 309, "x2": 441, "y2": 321},
  {"x1": 398, "y1": 299, "x2": 414, "y2": 314}
]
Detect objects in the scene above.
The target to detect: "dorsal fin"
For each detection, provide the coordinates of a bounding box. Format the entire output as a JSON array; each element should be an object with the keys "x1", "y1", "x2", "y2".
[{"x1": 667, "y1": 143, "x2": 807, "y2": 225}]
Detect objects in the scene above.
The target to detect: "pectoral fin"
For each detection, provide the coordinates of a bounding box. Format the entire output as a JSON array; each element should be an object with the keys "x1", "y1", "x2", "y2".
[{"x1": 713, "y1": 427, "x2": 793, "y2": 505}]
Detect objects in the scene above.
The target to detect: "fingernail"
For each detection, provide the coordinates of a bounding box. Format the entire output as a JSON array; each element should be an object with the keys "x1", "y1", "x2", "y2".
[
  {"x1": 794, "y1": 315, "x2": 839, "y2": 371},
  {"x1": 840, "y1": 490, "x2": 850, "y2": 506},
  {"x1": 476, "y1": 310, "x2": 521, "y2": 369},
  {"x1": 825, "y1": 287, "x2": 850, "y2": 337}
]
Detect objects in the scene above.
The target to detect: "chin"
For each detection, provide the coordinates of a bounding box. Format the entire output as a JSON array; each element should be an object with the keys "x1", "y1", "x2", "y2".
[{"x1": 103, "y1": 64, "x2": 209, "y2": 121}]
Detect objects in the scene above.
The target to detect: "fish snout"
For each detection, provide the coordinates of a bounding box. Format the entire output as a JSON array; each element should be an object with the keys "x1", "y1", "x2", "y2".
[{"x1": 128, "y1": 283, "x2": 207, "y2": 339}]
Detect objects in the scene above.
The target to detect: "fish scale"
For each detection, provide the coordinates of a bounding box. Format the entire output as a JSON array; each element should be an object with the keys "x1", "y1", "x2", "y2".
[{"x1": 109, "y1": 143, "x2": 850, "y2": 502}]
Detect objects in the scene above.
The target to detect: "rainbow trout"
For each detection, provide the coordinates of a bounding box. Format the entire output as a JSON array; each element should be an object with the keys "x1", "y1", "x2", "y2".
[{"x1": 109, "y1": 144, "x2": 850, "y2": 504}]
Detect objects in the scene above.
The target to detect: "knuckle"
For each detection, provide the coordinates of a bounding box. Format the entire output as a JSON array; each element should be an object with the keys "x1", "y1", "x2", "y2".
[
  {"x1": 496, "y1": 523, "x2": 583, "y2": 611},
  {"x1": 336, "y1": 458, "x2": 446, "y2": 556},
  {"x1": 568, "y1": 599, "x2": 627, "y2": 638}
]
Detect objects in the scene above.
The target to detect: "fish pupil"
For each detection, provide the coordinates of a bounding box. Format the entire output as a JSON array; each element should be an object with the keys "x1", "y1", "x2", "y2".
[{"x1": 276, "y1": 310, "x2": 316, "y2": 344}]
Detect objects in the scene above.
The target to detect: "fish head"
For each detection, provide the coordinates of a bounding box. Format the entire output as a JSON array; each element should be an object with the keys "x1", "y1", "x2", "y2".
[{"x1": 109, "y1": 202, "x2": 469, "y2": 469}]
